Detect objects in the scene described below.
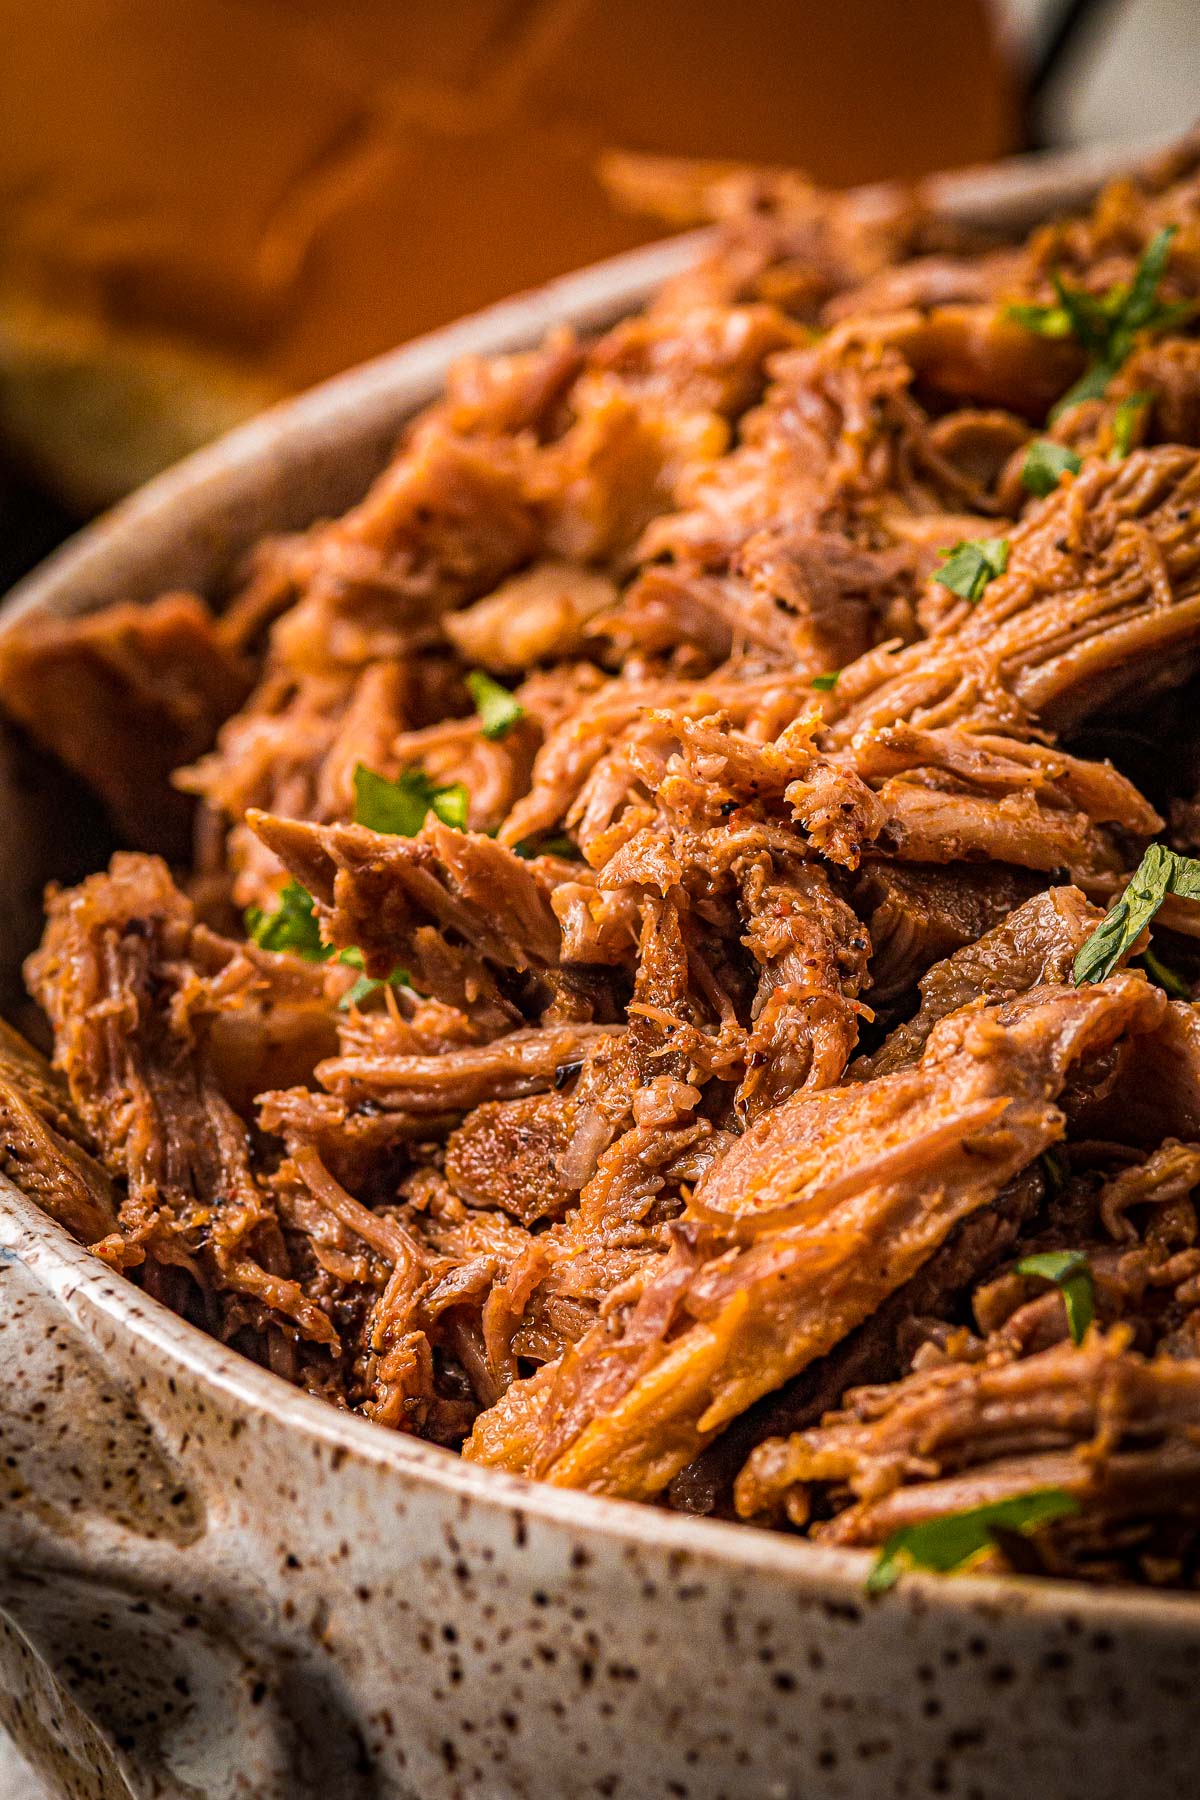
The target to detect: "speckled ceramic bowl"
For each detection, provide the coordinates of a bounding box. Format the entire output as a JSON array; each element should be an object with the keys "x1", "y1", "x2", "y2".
[{"x1": 2, "y1": 145, "x2": 1197, "y2": 1800}]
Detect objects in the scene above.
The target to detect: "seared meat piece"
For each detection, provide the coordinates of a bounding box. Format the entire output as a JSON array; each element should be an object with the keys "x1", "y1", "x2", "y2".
[
  {"x1": 0, "y1": 1017, "x2": 118, "y2": 1246},
  {"x1": 853, "y1": 304, "x2": 1086, "y2": 420},
  {"x1": 513, "y1": 687, "x2": 1150, "y2": 895},
  {"x1": 498, "y1": 670, "x2": 817, "y2": 854},
  {"x1": 304, "y1": 1023, "x2": 618, "y2": 1117},
  {"x1": 1066, "y1": 995, "x2": 1200, "y2": 1149},
  {"x1": 668, "y1": 1165, "x2": 1043, "y2": 1517},
  {"x1": 268, "y1": 423, "x2": 544, "y2": 673},
  {"x1": 249, "y1": 812, "x2": 566, "y2": 1025},
  {"x1": 445, "y1": 1093, "x2": 578, "y2": 1226},
  {"x1": 445, "y1": 561, "x2": 618, "y2": 673},
  {"x1": 734, "y1": 856, "x2": 869, "y2": 1119},
  {"x1": 586, "y1": 301, "x2": 805, "y2": 420},
  {"x1": 828, "y1": 448, "x2": 1200, "y2": 743},
  {"x1": 611, "y1": 524, "x2": 921, "y2": 673}
]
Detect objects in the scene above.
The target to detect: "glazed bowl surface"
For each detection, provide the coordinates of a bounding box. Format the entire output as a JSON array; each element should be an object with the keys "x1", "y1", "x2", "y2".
[{"x1": 1, "y1": 142, "x2": 1196, "y2": 1800}]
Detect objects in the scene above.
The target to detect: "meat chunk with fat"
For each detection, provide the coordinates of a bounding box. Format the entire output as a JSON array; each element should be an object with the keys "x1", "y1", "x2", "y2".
[{"x1": 444, "y1": 561, "x2": 619, "y2": 673}]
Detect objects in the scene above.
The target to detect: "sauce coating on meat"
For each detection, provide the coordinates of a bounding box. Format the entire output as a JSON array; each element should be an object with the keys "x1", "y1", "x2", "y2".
[{"x1": 10, "y1": 136, "x2": 1200, "y2": 1586}]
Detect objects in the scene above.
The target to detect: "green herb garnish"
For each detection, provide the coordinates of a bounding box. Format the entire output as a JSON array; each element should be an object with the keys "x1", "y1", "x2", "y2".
[
  {"x1": 1073, "y1": 844, "x2": 1200, "y2": 985},
  {"x1": 1020, "y1": 440, "x2": 1082, "y2": 497},
  {"x1": 353, "y1": 763, "x2": 469, "y2": 835},
  {"x1": 1040, "y1": 1147, "x2": 1068, "y2": 1195},
  {"x1": 934, "y1": 537, "x2": 1010, "y2": 603},
  {"x1": 1139, "y1": 944, "x2": 1191, "y2": 999},
  {"x1": 244, "y1": 882, "x2": 398, "y2": 999},
  {"x1": 336, "y1": 947, "x2": 411, "y2": 1011},
  {"x1": 466, "y1": 670, "x2": 525, "y2": 740},
  {"x1": 867, "y1": 1490, "x2": 1079, "y2": 1593},
  {"x1": 811, "y1": 670, "x2": 841, "y2": 692},
  {"x1": 245, "y1": 881, "x2": 334, "y2": 962},
  {"x1": 1110, "y1": 391, "x2": 1154, "y2": 461},
  {"x1": 1014, "y1": 1250, "x2": 1094, "y2": 1344},
  {"x1": 513, "y1": 832, "x2": 578, "y2": 860},
  {"x1": 1010, "y1": 228, "x2": 1188, "y2": 420}
]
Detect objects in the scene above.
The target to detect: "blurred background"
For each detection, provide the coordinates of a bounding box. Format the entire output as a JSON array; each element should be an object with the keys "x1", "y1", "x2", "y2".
[
  {"x1": 0, "y1": 0, "x2": 1198, "y2": 1790},
  {"x1": 1, "y1": 0, "x2": 1198, "y2": 601}
]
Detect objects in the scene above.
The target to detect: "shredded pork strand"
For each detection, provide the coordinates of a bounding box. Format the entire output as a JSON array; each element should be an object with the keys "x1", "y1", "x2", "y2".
[{"x1": 10, "y1": 136, "x2": 1200, "y2": 1584}]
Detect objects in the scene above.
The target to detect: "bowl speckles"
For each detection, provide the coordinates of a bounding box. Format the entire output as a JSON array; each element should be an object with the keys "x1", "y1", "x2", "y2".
[{"x1": 2, "y1": 145, "x2": 1197, "y2": 1799}]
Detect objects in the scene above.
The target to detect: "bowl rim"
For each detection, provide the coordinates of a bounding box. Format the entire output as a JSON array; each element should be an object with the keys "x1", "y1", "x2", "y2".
[
  {"x1": 0, "y1": 135, "x2": 1146, "y2": 634},
  {"x1": 3, "y1": 134, "x2": 1195, "y2": 1629},
  {"x1": 8, "y1": 1173, "x2": 1199, "y2": 1630}
]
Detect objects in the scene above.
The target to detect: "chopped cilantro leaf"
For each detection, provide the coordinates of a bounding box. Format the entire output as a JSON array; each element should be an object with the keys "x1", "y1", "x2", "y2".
[
  {"x1": 513, "y1": 832, "x2": 578, "y2": 860},
  {"x1": 1010, "y1": 228, "x2": 1188, "y2": 421},
  {"x1": 340, "y1": 974, "x2": 381, "y2": 1010},
  {"x1": 337, "y1": 950, "x2": 411, "y2": 1012},
  {"x1": 1007, "y1": 300, "x2": 1074, "y2": 339},
  {"x1": 1074, "y1": 844, "x2": 1200, "y2": 985},
  {"x1": 1050, "y1": 361, "x2": 1114, "y2": 417},
  {"x1": 466, "y1": 670, "x2": 525, "y2": 740},
  {"x1": 244, "y1": 883, "x2": 396, "y2": 1000},
  {"x1": 867, "y1": 1490, "x2": 1079, "y2": 1593},
  {"x1": 1020, "y1": 440, "x2": 1082, "y2": 497},
  {"x1": 1040, "y1": 1147, "x2": 1068, "y2": 1195},
  {"x1": 353, "y1": 763, "x2": 469, "y2": 835},
  {"x1": 1110, "y1": 391, "x2": 1154, "y2": 461},
  {"x1": 1123, "y1": 225, "x2": 1187, "y2": 335},
  {"x1": 1140, "y1": 944, "x2": 1191, "y2": 1000},
  {"x1": 811, "y1": 670, "x2": 840, "y2": 692},
  {"x1": 1014, "y1": 1249, "x2": 1094, "y2": 1344},
  {"x1": 934, "y1": 537, "x2": 1010, "y2": 603},
  {"x1": 244, "y1": 881, "x2": 333, "y2": 962},
  {"x1": 430, "y1": 781, "x2": 469, "y2": 828}
]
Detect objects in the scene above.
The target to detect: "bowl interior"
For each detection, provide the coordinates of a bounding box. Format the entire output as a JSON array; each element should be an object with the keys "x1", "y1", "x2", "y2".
[{"x1": 1, "y1": 140, "x2": 1195, "y2": 1626}]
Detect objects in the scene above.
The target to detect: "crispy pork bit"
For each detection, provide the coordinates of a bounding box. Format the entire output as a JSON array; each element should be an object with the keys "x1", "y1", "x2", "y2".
[{"x1": 11, "y1": 138, "x2": 1200, "y2": 1585}]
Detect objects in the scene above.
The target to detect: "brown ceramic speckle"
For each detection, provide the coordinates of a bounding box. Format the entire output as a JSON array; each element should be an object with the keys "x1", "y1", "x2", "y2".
[{"x1": 2, "y1": 145, "x2": 1199, "y2": 1799}]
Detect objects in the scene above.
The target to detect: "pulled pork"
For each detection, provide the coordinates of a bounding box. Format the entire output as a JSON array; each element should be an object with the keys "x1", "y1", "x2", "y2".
[{"x1": 9, "y1": 136, "x2": 1200, "y2": 1587}]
